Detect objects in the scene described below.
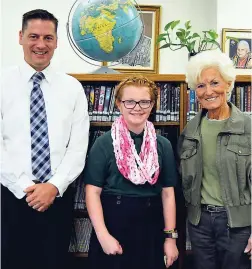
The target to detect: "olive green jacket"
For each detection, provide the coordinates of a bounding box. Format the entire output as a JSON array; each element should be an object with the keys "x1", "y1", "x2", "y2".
[{"x1": 178, "y1": 103, "x2": 251, "y2": 228}]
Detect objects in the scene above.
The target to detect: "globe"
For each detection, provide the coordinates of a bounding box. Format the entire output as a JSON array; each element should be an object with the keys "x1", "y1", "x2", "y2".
[{"x1": 69, "y1": 0, "x2": 143, "y2": 63}]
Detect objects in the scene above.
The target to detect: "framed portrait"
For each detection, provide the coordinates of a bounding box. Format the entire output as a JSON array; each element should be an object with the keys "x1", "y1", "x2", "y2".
[
  {"x1": 222, "y1": 28, "x2": 252, "y2": 75},
  {"x1": 104, "y1": 5, "x2": 160, "y2": 74}
]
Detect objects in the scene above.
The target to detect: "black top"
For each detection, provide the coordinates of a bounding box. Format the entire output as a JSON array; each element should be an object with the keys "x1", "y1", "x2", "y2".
[{"x1": 83, "y1": 130, "x2": 177, "y2": 197}]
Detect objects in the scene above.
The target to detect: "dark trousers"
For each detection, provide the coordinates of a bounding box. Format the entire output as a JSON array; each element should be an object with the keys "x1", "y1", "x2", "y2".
[
  {"x1": 1, "y1": 184, "x2": 74, "y2": 269},
  {"x1": 188, "y1": 209, "x2": 251, "y2": 269},
  {"x1": 88, "y1": 194, "x2": 166, "y2": 269}
]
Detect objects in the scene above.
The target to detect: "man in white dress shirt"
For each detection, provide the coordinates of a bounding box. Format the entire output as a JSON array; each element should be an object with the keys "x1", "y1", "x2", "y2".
[{"x1": 1, "y1": 9, "x2": 89, "y2": 269}]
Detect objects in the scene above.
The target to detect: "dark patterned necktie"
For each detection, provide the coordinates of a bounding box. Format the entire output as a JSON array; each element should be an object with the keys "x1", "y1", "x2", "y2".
[{"x1": 30, "y1": 72, "x2": 51, "y2": 182}]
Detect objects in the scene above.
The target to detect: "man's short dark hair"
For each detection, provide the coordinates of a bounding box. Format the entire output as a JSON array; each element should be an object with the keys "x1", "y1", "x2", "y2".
[{"x1": 22, "y1": 9, "x2": 58, "y2": 33}]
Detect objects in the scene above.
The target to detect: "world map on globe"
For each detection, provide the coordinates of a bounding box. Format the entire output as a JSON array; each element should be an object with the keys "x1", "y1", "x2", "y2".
[{"x1": 71, "y1": 0, "x2": 143, "y2": 62}]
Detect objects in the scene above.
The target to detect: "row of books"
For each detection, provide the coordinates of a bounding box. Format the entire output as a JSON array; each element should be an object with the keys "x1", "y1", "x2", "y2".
[
  {"x1": 155, "y1": 83, "x2": 180, "y2": 122},
  {"x1": 73, "y1": 129, "x2": 107, "y2": 212},
  {"x1": 83, "y1": 84, "x2": 119, "y2": 122},
  {"x1": 230, "y1": 85, "x2": 251, "y2": 113},
  {"x1": 81, "y1": 83, "x2": 181, "y2": 122},
  {"x1": 186, "y1": 90, "x2": 201, "y2": 121},
  {"x1": 186, "y1": 85, "x2": 252, "y2": 121}
]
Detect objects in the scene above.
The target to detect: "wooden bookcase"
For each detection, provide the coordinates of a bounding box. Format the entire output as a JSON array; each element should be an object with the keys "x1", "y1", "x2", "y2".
[
  {"x1": 70, "y1": 73, "x2": 250, "y2": 131},
  {"x1": 70, "y1": 73, "x2": 187, "y2": 133},
  {"x1": 68, "y1": 73, "x2": 251, "y2": 269}
]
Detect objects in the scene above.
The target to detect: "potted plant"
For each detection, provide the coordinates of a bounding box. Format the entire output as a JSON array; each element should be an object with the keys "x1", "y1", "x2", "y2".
[{"x1": 157, "y1": 20, "x2": 221, "y2": 56}]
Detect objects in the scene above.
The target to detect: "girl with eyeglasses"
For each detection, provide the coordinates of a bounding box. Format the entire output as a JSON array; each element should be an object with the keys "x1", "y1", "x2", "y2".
[{"x1": 84, "y1": 75, "x2": 178, "y2": 269}]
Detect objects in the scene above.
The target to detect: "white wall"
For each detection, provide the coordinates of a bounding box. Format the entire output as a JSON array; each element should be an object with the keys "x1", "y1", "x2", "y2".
[
  {"x1": 1, "y1": 0, "x2": 250, "y2": 74},
  {"x1": 216, "y1": 0, "x2": 252, "y2": 32}
]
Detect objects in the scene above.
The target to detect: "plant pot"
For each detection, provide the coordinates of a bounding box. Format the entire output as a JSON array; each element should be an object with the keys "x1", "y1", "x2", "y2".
[{"x1": 188, "y1": 52, "x2": 197, "y2": 59}]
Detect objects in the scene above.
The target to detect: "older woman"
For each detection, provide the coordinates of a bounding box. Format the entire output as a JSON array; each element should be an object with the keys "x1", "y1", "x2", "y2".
[
  {"x1": 84, "y1": 76, "x2": 178, "y2": 269},
  {"x1": 178, "y1": 50, "x2": 251, "y2": 269}
]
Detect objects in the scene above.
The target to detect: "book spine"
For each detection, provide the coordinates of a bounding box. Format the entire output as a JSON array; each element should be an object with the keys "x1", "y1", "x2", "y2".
[
  {"x1": 93, "y1": 86, "x2": 100, "y2": 121},
  {"x1": 89, "y1": 86, "x2": 95, "y2": 120},
  {"x1": 236, "y1": 86, "x2": 241, "y2": 110},
  {"x1": 189, "y1": 89, "x2": 195, "y2": 120},
  {"x1": 240, "y1": 86, "x2": 244, "y2": 112},
  {"x1": 156, "y1": 85, "x2": 161, "y2": 122},
  {"x1": 159, "y1": 83, "x2": 164, "y2": 122},
  {"x1": 97, "y1": 85, "x2": 106, "y2": 122},
  {"x1": 162, "y1": 83, "x2": 168, "y2": 122},
  {"x1": 167, "y1": 84, "x2": 171, "y2": 121},
  {"x1": 247, "y1": 85, "x2": 251, "y2": 114},
  {"x1": 102, "y1": 86, "x2": 112, "y2": 121},
  {"x1": 171, "y1": 86, "x2": 175, "y2": 121},
  {"x1": 175, "y1": 86, "x2": 180, "y2": 122},
  {"x1": 108, "y1": 87, "x2": 116, "y2": 122}
]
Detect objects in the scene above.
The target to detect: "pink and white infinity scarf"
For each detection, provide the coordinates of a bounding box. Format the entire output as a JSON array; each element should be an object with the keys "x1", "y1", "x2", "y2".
[{"x1": 111, "y1": 116, "x2": 160, "y2": 185}]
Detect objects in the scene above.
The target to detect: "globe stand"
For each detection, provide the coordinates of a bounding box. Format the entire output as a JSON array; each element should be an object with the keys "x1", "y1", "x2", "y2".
[{"x1": 91, "y1": 66, "x2": 120, "y2": 74}]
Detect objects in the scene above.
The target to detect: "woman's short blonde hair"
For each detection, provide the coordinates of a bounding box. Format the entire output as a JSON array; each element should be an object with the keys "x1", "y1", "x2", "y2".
[
  {"x1": 186, "y1": 50, "x2": 236, "y2": 98},
  {"x1": 115, "y1": 75, "x2": 158, "y2": 102}
]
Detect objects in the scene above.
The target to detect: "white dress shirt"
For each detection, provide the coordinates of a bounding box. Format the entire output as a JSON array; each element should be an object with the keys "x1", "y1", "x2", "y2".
[{"x1": 1, "y1": 61, "x2": 90, "y2": 198}]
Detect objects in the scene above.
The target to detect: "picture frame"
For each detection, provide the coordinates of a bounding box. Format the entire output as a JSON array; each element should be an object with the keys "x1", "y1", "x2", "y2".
[
  {"x1": 222, "y1": 28, "x2": 252, "y2": 75},
  {"x1": 103, "y1": 5, "x2": 160, "y2": 74}
]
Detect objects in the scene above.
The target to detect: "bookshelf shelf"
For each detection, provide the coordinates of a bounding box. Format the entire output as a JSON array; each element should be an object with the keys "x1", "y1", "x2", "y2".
[
  {"x1": 69, "y1": 73, "x2": 251, "y2": 130},
  {"x1": 69, "y1": 73, "x2": 185, "y2": 82},
  {"x1": 236, "y1": 75, "x2": 252, "y2": 83},
  {"x1": 90, "y1": 121, "x2": 180, "y2": 127},
  {"x1": 154, "y1": 121, "x2": 180, "y2": 126},
  {"x1": 70, "y1": 73, "x2": 186, "y2": 134},
  {"x1": 90, "y1": 122, "x2": 112, "y2": 127}
]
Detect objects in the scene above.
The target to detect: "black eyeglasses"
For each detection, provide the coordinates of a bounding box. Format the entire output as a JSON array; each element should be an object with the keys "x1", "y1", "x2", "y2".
[{"x1": 121, "y1": 100, "x2": 152, "y2": 109}]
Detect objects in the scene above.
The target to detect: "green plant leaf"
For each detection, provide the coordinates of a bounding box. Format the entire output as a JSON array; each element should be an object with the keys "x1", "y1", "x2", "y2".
[
  {"x1": 177, "y1": 28, "x2": 186, "y2": 36},
  {"x1": 176, "y1": 31, "x2": 183, "y2": 39},
  {"x1": 185, "y1": 20, "x2": 191, "y2": 29},
  {"x1": 164, "y1": 21, "x2": 176, "y2": 31},
  {"x1": 176, "y1": 32, "x2": 186, "y2": 43},
  {"x1": 191, "y1": 33, "x2": 200, "y2": 38},
  {"x1": 156, "y1": 36, "x2": 167, "y2": 44},
  {"x1": 171, "y1": 20, "x2": 180, "y2": 30},
  {"x1": 158, "y1": 33, "x2": 168, "y2": 37},
  {"x1": 188, "y1": 41, "x2": 196, "y2": 53},
  {"x1": 185, "y1": 31, "x2": 191, "y2": 38},
  {"x1": 159, "y1": 43, "x2": 172, "y2": 49},
  {"x1": 206, "y1": 30, "x2": 218, "y2": 39},
  {"x1": 158, "y1": 20, "x2": 221, "y2": 53}
]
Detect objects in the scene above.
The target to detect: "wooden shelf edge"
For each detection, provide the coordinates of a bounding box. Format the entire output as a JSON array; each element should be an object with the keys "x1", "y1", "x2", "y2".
[
  {"x1": 154, "y1": 121, "x2": 180, "y2": 126},
  {"x1": 236, "y1": 75, "x2": 252, "y2": 83},
  {"x1": 90, "y1": 121, "x2": 179, "y2": 127},
  {"x1": 68, "y1": 73, "x2": 186, "y2": 82},
  {"x1": 69, "y1": 73, "x2": 251, "y2": 83}
]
